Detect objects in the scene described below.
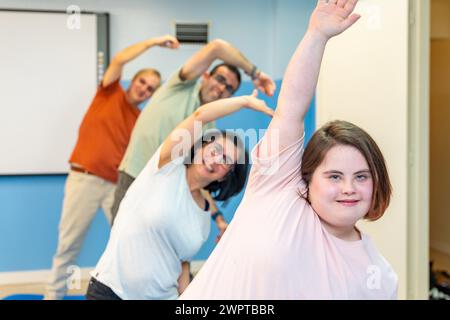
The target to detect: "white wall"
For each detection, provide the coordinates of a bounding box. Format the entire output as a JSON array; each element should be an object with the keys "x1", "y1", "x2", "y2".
[
  {"x1": 0, "y1": 0, "x2": 266, "y2": 81},
  {"x1": 316, "y1": 0, "x2": 410, "y2": 299},
  {"x1": 272, "y1": 0, "x2": 317, "y2": 78},
  {"x1": 0, "y1": 0, "x2": 316, "y2": 80}
]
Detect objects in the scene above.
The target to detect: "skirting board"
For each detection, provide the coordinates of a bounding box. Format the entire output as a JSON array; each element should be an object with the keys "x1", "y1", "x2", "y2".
[{"x1": 0, "y1": 261, "x2": 205, "y2": 286}]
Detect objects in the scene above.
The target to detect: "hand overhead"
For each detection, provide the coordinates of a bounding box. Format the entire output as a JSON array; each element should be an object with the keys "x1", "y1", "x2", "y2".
[
  {"x1": 309, "y1": 0, "x2": 361, "y2": 41},
  {"x1": 154, "y1": 35, "x2": 180, "y2": 49}
]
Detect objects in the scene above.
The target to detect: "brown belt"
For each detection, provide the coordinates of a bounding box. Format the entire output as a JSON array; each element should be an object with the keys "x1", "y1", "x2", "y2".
[{"x1": 70, "y1": 165, "x2": 94, "y2": 175}]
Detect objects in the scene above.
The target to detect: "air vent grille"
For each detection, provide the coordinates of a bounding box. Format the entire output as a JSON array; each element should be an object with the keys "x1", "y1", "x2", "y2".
[{"x1": 175, "y1": 23, "x2": 209, "y2": 44}]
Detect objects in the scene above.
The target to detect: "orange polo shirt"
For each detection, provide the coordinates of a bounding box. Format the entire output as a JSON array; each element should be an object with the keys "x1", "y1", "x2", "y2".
[{"x1": 69, "y1": 80, "x2": 140, "y2": 183}]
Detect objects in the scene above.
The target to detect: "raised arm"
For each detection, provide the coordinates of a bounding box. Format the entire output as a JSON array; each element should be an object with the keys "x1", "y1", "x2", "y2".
[
  {"x1": 159, "y1": 90, "x2": 274, "y2": 168},
  {"x1": 180, "y1": 39, "x2": 276, "y2": 96},
  {"x1": 102, "y1": 35, "x2": 180, "y2": 87},
  {"x1": 259, "y1": 0, "x2": 360, "y2": 156}
]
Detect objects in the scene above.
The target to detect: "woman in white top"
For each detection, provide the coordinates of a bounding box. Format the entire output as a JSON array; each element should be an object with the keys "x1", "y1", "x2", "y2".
[
  {"x1": 180, "y1": 0, "x2": 398, "y2": 299},
  {"x1": 85, "y1": 90, "x2": 274, "y2": 300}
]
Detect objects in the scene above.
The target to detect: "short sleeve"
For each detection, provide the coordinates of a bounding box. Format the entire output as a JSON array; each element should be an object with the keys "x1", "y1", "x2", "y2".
[
  {"x1": 141, "y1": 145, "x2": 164, "y2": 176},
  {"x1": 142, "y1": 144, "x2": 186, "y2": 177},
  {"x1": 98, "y1": 79, "x2": 122, "y2": 95},
  {"x1": 247, "y1": 131, "x2": 305, "y2": 195},
  {"x1": 163, "y1": 68, "x2": 199, "y2": 91},
  {"x1": 143, "y1": 68, "x2": 199, "y2": 112}
]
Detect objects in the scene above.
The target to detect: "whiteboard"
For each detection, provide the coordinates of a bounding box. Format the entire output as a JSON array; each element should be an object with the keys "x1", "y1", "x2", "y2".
[{"x1": 0, "y1": 10, "x2": 106, "y2": 174}]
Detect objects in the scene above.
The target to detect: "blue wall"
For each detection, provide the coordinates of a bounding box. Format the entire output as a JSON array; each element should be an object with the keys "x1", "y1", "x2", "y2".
[{"x1": 0, "y1": 80, "x2": 315, "y2": 272}]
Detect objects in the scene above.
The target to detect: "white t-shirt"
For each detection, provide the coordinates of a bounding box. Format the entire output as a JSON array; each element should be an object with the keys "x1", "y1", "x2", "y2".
[
  {"x1": 92, "y1": 146, "x2": 211, "y2": 300},
  {"x1": 180, "y1": 134, "x2": 398, "y2": 300}
]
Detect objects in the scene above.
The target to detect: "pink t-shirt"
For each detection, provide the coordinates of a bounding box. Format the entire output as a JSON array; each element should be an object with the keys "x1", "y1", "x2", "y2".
[{"x1": 180, "y1": 133, "x2": 398, "y2": 300}]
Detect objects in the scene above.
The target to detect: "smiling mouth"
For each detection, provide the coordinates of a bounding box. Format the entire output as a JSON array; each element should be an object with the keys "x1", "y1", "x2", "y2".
[
  {"x1": 202, "y1": 159, "x2": 214, "y2": 173},
  {"x1": 336, "y1": 200, "x2": 359, "y2": 207}
]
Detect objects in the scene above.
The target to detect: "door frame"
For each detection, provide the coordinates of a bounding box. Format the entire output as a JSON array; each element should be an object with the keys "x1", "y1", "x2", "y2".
[{"x1": 407, "y1": 0, "x2": 430, "y2": 300}]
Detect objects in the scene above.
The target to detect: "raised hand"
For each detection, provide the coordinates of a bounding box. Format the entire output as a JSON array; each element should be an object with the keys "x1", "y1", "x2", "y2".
[
  {"x1": 253, "y1": 72, "x2": 276, "y2": 97},
  {"x1": 153, "y1": 35, "x2": 180, "y2": 49},
  {"x1": 309, "y1": 0, "x2": 361, "y2": 40},
  {"x1": 244, "y1": 89, "x2": 274, "y2": 117}
]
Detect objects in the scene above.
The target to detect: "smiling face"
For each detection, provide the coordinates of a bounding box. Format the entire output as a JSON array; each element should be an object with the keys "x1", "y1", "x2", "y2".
[
  {"x1": 191, "y1": 135, "x2": 239, "y2": 185},
  {"x1": 308, "y1": 145, "x2": 374, "y2": 229},
  {"x1": 199, "y1": 66, "x2": 240, "y2": 104},
  {"x1": 127, "y1": 71, "x2": 161, "y2": 105}
]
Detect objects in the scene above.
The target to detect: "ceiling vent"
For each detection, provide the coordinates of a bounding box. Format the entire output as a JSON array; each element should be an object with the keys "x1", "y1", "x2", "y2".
[{"x1": 175, "y1": 22, "x2": 209, "y2": 44}]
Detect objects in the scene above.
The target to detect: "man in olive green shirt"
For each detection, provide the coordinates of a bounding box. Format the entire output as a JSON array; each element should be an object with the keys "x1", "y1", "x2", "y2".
[{"x1": 111, "y1": 39, "x2": 276, "y2": 233}]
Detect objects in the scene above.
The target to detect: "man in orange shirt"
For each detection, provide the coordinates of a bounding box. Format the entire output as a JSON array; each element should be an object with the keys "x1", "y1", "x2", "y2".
[{"x1": 44, "y1": 35, "x2": 180, "y2": 300}]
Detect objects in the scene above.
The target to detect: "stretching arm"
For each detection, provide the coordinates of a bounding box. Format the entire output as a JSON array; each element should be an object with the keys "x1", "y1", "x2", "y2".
[
  {"x1": 259, "y1": 0, "x2": 361, "y2": 156},
  {"x1": 102, "y1": 35, "x2": 179, "y2": 87},
  {"x1": 180, "y1": 39, "x2": 276, "y2": 96},
  {"x1": 158, "y1": 90, "x2": 273, "y2": 168}
]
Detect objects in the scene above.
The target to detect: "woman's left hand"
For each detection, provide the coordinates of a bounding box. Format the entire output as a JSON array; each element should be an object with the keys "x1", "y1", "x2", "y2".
[{"x1": 243, "y1": 90, "x2": 275, "y2": 117}]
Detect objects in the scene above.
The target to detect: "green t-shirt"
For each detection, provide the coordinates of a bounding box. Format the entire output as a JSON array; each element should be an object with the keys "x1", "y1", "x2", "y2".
[{"x1": 119, "y1": 69, "x2": 215, "y2": 178}]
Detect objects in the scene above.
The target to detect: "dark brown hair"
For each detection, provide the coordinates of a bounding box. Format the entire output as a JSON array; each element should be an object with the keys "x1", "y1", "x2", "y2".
[
  {"x1": 301, "y1": 120, "x2": 392, "y2": 221},
  {"x1": 209, "y1": 63, "x2": 241, "y2": 92},
  {"x1": 185, "y1": 129, "x2": 249, "y2": 201}
]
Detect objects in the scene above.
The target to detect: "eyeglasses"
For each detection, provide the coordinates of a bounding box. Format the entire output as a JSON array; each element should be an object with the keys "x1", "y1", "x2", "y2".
[
  {"x1": 213, "y1": 74, "x2": 236, "y2": 96},
  {"x1": 208, "y1": 142, "x2": 236, "y2": 171}
]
